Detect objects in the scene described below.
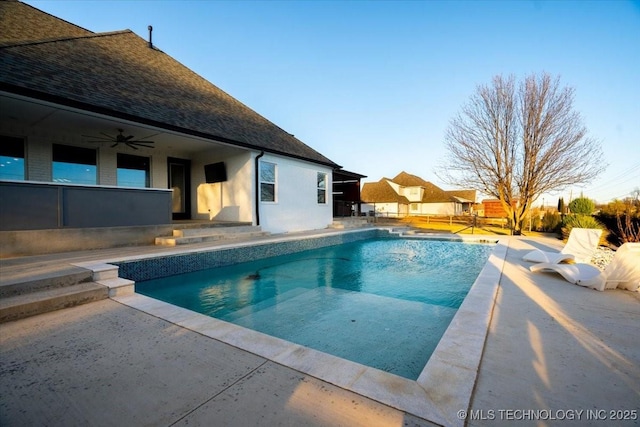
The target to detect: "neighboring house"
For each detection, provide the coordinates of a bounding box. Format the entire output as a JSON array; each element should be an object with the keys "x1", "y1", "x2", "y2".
[
  {"x1": 0, "y1": 2, "x2": 348, "y2": 238},
  {"x1": 361, "y1": 171, "x2": 476, "y2": 217}
]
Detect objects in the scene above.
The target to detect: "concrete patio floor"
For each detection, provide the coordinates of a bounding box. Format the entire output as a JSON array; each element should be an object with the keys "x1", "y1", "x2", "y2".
[{"x1": 1, "y1": 234, "x2": 638, "y2": 426}]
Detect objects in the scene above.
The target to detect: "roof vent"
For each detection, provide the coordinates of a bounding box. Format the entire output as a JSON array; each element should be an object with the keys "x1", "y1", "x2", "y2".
[{"x1": 148, "y1": 25, "x2": 153, "y2": 48}]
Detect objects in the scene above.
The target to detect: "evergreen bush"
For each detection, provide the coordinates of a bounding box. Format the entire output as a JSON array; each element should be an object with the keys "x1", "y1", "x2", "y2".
[
  {"x1": 568, "y1": 197, "x2": 595, "y2": 215},
  {"x1": 561, "y1": 214, "x2": 606, "y2": 242}
]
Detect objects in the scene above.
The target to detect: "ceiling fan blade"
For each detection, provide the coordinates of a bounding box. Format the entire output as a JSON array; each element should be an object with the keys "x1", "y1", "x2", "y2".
[
  {"x1": 124, "y1": 135, "x2": 135, "y2": 141},
  {"x1": 100, "y1": 132, "x2": 116, "y2": 139},
  {"x1": 110, "y1": 142, "x2": 119, "y2": 148},
  {"x1": 126, "y1": 143, "x2": 139, "y2": 150},
  {"x1": 136, "y1": 133, "x2": 160, "y2": 141}
]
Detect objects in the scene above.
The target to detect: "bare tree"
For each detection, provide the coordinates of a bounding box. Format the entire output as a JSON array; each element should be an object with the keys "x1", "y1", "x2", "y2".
[{"x1": 438, "y1": 73, "x2": 606, "y2": 234}]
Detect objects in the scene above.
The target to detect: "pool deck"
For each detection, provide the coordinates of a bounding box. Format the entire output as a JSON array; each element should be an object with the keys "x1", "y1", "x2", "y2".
[{"x1": 1, "y1": 230, "x2": 639, "y2": 426}]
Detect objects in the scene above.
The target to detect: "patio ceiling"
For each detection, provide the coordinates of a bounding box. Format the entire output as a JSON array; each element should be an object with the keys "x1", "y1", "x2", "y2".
[{"x1": 1, "y1": 92, "x2": 248, "y2": 157}]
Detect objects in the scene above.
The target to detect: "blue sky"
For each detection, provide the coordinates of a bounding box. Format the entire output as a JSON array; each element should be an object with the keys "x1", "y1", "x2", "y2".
[{"x1": 25, "y1": 0, "x2": 640, "y2": 205}]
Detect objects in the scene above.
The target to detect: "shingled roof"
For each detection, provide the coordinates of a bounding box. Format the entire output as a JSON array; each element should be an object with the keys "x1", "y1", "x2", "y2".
[
  {"x1": 362, "y1": 171, "x2": 475, "y2": 204},
  {"x1": 361, "y1": 179, "x2": 410, "y2": 204},
  {"x1": 392, "y1": 171, "x2": 455, "y2": 203},
  {"x1": 0, "y1": 1, "x2": 339, "y2": 168},
  {"x1": 447, "y1": 189, "x2": 476, "y2": 203},
  {"x1": 0, "y1": 1, "x2": 93, "y2": 44}
]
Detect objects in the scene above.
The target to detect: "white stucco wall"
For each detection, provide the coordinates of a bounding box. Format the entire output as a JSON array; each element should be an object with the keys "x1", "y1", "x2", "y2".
[
  {"x1": 256, "y1": 153, "x2": 333, "y2": 234},
  {"x1": 417, "y1": 202, "x2": 461, "y2": 215},
  {"x1": 370, "y1": 202, "x2": 402, "y2": 217},
  {"x1": 192, "y1": 151, "x2": 253, "y2": 223}
]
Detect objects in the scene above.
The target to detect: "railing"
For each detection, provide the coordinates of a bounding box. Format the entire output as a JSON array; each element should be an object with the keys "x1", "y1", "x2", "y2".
[{"x1": 0, "y1": 180, "x2": 172, "y2": 231}]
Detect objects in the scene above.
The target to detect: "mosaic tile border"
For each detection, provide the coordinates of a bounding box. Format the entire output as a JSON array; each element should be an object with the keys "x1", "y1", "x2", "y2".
[{"x1": 115, "y1": 229, "x2": 385, "y2": 282}]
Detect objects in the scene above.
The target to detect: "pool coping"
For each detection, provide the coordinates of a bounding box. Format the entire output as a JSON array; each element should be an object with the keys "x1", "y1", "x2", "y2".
[{"x1": 99, "y1": 228, "x2": 507, "y2": 426}]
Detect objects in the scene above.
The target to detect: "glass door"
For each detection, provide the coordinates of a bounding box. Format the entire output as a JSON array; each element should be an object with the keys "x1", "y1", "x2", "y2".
[{"x1": 167, "y1": 157, "x2": 191, "y2": 220}]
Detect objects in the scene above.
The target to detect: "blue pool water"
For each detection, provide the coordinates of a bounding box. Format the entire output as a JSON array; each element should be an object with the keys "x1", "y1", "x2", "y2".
[{"x1": 136, "y1": 238, "x2": 494, "y2": 379}]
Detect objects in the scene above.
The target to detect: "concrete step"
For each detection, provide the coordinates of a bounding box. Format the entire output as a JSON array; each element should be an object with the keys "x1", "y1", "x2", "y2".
[
  {"x1": 70, "y1": 262, "x2": 120, "y2": 281},
  {"x1": 70, "y1": 262, "x2": 134, "y2": 297},
  {"x1": 156, "y1": 226, "x2": 270, "y2": 246},
  {"x1": 0, "y1": 262, "x2": 129, "y2": 323},
  {"x1": 173, "y1": 225, "x2": 263, "y2": 238},
  {"x1": 0, "y1": 282, "x2": 108, "y2": 323},
  {"x1": 96, "y1": 277, "x2": 135, "y2": 298},
  {"x1": 0, "y1": 266, "x2": 93, "y2": 298}
]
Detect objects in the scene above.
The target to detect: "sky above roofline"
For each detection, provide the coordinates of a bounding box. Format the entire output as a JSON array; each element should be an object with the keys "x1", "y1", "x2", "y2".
[{"x1": 22, "y1": 0, "x2": 640, "y2": 205}]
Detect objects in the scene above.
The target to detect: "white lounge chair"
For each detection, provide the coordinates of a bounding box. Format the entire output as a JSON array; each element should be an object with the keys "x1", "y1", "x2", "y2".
[
  {"x1": 522, "y1": 228, "x2": 603, "y2": 264},
  {"x1": 529, "y1": 242, "x2": 640, "y2": 292}
]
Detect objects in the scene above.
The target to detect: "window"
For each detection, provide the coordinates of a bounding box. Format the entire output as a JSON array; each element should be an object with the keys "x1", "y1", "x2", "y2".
[
  {"x1": 117, "y1": 153, "x2": 150, "y2": 187},
  {"x1": 410, "y1": 203, "x2": 419, "y2": 211},
  {"x1": 0, "y1": 135, "x2": 25, "y2": 180},
  {"x1": 317, "y1": 172, "x2": 327, "y2": 204},
  {"x1": 259, "y1": 161, "x2": 276, "y2": 202},
  {"x1": 52, "y1": 144, "x2": 97, "y2": 185}
]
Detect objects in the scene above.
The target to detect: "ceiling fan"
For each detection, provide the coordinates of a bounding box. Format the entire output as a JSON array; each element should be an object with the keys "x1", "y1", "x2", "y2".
[{"x1": 83, "y1": 129, "x2": 157, "y2": 149}]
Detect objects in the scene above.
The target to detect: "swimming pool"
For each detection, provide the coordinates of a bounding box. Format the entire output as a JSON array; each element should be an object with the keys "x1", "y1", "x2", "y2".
[
  {"x1": 136, "y1": 238, "x2": 493, "y2": 379},
  {"x1": 109, "y1": 229, "x2": 507, "y2": 424}
]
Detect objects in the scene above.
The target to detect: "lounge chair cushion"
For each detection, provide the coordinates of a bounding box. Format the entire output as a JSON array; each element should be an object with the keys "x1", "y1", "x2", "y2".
[
  {"x1": 523, "y1": 250, "x2": 575, "y2": 264},
  {"x1": 523, "y1": 228, "x2": 602, "y2": 264}
]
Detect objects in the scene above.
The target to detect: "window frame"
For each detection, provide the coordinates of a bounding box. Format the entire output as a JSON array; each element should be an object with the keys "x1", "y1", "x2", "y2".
[
  {"x1": 259, "y1": 161, "x2": 277, "y2": 203},
  {"x1": 117, "y1": 153, "x2": 151, "y2": 188},
  {"x1": 52, "y1": 144, "x2": 97, "y2": 185},
  {"x1": 0, "y1": 135, "x2": 26, "y2": 181},
  {"x1": 317, "y1": 171, "x2": 327, "y2": 204}
]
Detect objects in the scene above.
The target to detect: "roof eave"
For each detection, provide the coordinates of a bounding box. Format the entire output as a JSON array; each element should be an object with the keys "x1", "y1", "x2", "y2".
[{"x1": 1, "y1": 83, "x2": 340, "y2": 169}]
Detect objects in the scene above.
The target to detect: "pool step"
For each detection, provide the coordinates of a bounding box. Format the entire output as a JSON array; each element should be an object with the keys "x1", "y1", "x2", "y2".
[
  {"x1": 389, "y1": 227, "x2": 412, "y2": 235},
  {"x1": 0, "y1": 263, "x2": 133, "y2": 323},
  {"x1": 155, "y1": 225, "x2": 269, "y2": 246}
]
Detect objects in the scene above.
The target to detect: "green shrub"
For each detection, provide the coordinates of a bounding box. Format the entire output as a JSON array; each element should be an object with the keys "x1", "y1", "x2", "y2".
[
  {"x1": 568, "y1": 197, "x2": 595, "y2": 215},
  {"x1": 540, "y1": 211, "x2": 562, "y2": 232},
  {"x1": 561, "y1": 214, "x2": 606, "y2": 242}
]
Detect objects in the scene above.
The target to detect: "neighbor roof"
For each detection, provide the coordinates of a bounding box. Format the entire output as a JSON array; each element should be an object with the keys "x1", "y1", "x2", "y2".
[
  {"x1": 362, "y1": 171, "x2": 475, "y2": 204},
  {"x1": 0, "y1": 1, "x2": 339, "y2": 168},
  {"x1": 361, "y1": 179, "x2": 410, "y2": 204},
  {"x1": 447, "y1": 189, "x2": 477, "y2": 203}
]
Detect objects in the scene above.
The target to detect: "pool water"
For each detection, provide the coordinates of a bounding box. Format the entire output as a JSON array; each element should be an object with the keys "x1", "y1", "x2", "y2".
[{"x1": 136, "y1": 238, "x2": 493, "y2": 379}]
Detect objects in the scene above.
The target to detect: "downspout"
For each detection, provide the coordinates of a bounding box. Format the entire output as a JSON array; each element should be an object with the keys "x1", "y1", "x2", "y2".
[{"x1": 254, "y1": 151, "x2": 265, "y2": 226}]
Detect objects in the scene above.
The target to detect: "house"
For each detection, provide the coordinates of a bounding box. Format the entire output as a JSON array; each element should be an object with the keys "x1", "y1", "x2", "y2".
[
  {"x1": 0, "y1": 1, "x2": 351, "y2": 252},
  {"x1": 361, "y1": 171, "x2": 476, "y2": 217}
]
